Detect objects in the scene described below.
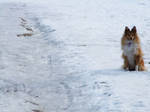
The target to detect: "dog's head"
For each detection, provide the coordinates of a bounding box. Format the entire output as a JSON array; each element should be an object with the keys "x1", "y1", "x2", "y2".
[{"x1": 124, "y1": 26, "x2": 137, "y2": 41}]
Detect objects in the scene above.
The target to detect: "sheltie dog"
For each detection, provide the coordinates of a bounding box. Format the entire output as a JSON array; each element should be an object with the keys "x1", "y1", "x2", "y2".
[{"x1": 121, "y1": 26, "x2": 146, "y2": 71}]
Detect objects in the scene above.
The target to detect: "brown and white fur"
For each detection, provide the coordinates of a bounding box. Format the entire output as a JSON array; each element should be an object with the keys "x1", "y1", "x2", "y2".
[{"x1": 121, "y1": 26, "x2": 146, "y2": 71}]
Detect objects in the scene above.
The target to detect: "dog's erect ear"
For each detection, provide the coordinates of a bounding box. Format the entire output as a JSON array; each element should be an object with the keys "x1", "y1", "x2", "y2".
[
  {"x1": 131, "y1": 26, "x2": 137, "y2": 34},
  {"x1": 124, "y1": 26, "x2": 130, "y2": 34}
]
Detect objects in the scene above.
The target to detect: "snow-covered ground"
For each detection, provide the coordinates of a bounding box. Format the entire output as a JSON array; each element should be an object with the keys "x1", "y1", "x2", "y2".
[{"x1": 0, "y1": 0, "x2": 150, "y2": 112}]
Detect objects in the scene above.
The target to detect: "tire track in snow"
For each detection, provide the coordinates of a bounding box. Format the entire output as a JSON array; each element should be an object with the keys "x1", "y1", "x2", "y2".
[
  {"x1": 90, "y1": 79, "x2": 122, "y2": 112},
  {"x1": 59, "y1": 71, "x2": 124, "y2": 112},
  {"x1": 24, "y1": 13, "x2": 73, "y2": 112},
  {"x1": 60, "y1": 82, "x2": 73, "y2": 110},
  {"x1": 0, "y1": 3, "x2": 46, "y2": 112}
]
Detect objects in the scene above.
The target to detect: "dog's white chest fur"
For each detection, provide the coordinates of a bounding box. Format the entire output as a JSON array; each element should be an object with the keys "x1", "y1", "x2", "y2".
[{"x1": 123, "y1": 41, "x2": 138, "y2": 66}]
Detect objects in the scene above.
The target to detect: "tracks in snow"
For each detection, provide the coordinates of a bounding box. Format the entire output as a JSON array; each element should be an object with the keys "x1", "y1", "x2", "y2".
[{"x1": 0, "y1": 1, "x2": 150, "y2": 112}]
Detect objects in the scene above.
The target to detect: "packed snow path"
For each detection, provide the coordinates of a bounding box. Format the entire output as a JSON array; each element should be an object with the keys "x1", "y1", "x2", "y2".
[{"x1": 0, "y1": 0, "x2": 150, "y2": 112}]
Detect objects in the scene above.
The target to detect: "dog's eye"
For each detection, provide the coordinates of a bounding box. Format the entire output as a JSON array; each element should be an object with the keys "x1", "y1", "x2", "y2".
[
  {"x1": 128, "y1": 36, "x2": 134, "y2": 40},
  {"x1": 127, "y1": 37, "x2": 132, "y2": 40}
]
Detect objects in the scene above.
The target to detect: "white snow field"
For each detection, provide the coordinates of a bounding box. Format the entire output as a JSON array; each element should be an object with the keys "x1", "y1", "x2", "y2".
[{"x1": 0, "y1": 0, "x2": 150, "y2": 112}]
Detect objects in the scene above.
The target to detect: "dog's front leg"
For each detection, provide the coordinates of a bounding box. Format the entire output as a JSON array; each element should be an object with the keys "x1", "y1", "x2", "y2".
[
  {"x1": 135, "y1": 55, "x2": 145, "y2": 71},
  {"x1": 122, "y1": 54, "x2": 129, "y2": 70}
]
